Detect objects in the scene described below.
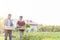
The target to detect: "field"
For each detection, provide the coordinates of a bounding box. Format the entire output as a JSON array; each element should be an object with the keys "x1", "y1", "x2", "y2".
[
  {"x1": 23, "y1": 32, "x2": 60, "y2": 40},
  {"x1": 0, "y1": 32, "x2": 60, "y2": 40}
]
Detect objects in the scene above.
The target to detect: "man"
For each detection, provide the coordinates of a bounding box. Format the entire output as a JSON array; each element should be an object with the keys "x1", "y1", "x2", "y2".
[
  {"x1": 4, "y1": 14, "x2": 13, "y2": 40},
  {"x1": 17, "y1": 16, "x2": 25, "y2": 40}
]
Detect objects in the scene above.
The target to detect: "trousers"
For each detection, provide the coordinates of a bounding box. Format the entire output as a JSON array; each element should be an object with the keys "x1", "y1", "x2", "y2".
[
  {"x1": 5, "y1": 30, "x2": 12, "y2": 40},
  {"x1": 20, "y1": 31, "x2": 24, "y2": 40}
]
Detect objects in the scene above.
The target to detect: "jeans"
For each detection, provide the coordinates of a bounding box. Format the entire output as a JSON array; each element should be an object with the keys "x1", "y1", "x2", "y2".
[
  {"x1": 5, "y1": 30, "x2": 12, "y2": 40},
  {"x1": 17, "y1": 26, "x2": 25, "y2": 40},
  {"x1": 20, "y1": 31, "x2": 24, "y2": 40}
]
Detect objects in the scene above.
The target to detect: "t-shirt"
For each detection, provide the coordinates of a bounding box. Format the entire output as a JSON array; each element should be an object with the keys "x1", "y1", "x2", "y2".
[
  {"x1": 17, "y1": 21, "x2": 25, "y2": 26},
  {"x1": 8, "y1": 19, "x2": 13, "y2": 26}
]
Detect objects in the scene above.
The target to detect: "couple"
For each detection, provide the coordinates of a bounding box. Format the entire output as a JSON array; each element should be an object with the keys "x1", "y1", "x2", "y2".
[{"x1": 4, "y1": 14, "x2": 25, "y2": 40}]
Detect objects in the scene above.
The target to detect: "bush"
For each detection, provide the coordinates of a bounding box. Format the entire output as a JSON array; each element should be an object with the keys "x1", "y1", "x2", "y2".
[
  {"x1": 26, "y1": 24, "x2": 30, "y2": 28},
  {"x1": 38, "y1": 25, "x2": 60, "y2": 32}
]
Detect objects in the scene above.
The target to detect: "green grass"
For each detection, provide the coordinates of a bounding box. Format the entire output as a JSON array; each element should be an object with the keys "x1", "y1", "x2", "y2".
[
  {"x1": 0, "y1": 32, "x2": 60, "y2": 40},
  {"x1": 0, "y1": 37, "x2": 4, "y2": 40},
  {"x1": 23, "y1": 32, "x2": 60, "y2": 40}
]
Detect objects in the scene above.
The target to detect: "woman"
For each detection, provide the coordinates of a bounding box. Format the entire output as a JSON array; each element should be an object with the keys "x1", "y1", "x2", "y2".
[{"x1": 17, "y1": 16, "x2": 25, "y2": 40}]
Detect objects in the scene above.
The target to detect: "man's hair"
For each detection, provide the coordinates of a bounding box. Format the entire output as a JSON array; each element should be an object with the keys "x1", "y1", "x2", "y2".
[
  {"x1": 8, "y1": 14, "x2": 11, "y2": 16},
  {"x1": 20, "y1": 16, "x2": 23, "y2": 18}
]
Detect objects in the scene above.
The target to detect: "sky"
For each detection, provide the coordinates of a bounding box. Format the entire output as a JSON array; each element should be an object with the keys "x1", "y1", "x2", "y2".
[{"x1": 0, "y1": 0, "x2": 60, "y2": 25}]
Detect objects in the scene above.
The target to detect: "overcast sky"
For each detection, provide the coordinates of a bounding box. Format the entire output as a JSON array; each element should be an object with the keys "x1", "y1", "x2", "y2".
[{"x1": 0, "y1": 0, "x2": 60, "y2": 25}]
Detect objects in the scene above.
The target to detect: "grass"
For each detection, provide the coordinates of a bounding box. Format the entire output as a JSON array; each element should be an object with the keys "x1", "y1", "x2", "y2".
[
  {"x1": 23, "y1": 32, "x2": 60, "y2": 40},
  {"x1": 0, "y1": 32, "x2": 60, "y2": 40},
  {"x1": 0, "y1": 37, "x2": 4, "y2": 40}
]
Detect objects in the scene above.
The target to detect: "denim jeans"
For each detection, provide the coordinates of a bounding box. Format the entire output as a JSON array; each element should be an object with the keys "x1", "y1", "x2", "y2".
[
  {"x1": 17, "y1": 26, "x2": 25, "y2": 40},
  {"x1": 5, "y1": 30, "x2": 12, "y2": 40},
  {"x1": 20, "y1": 31, "x2": 24, "y2": 40}
]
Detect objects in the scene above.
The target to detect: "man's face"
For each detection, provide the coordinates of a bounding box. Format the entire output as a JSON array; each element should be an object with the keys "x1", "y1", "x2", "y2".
[
  {"x1": 8, "y1": 14, "x2": 11, "y2": 19},
  {"x1": 19, "y1": 16, "x2": 23, "y2": 20}
]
